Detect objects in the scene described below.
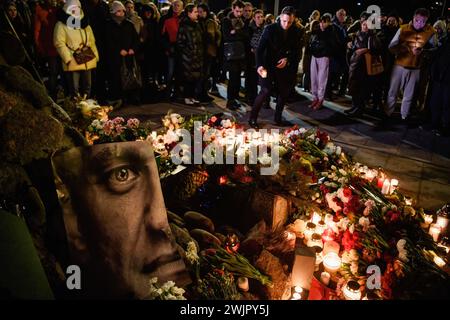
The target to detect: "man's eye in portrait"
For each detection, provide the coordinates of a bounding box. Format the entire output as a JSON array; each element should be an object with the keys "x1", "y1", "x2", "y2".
[{"x1": 102, "y1": 165, "x2": 140, "y2": 194}]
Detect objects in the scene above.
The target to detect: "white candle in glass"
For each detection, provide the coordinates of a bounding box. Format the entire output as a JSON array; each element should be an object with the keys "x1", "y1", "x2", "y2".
[
  {"x1": 389, "y1": 179, "x2": 399, "y2": 194},
  {"x1": 423, "y1": 214, "x2": 433, "y2": 225},
  {"x1": 323, "y1": 252, "x2": 341, "y2": 274},
  {"x1": 320, "y1": 272, "x2": 331, "y2": 286},
  {"x1": 429, "y1": 224, "x2": 442, "y2": 242},
  {"x1": 311, "y1": 212, "x2": 322, "y2": 224},
  {"x1": 436, "y1": 215, "x2": 449, "y2": 233},
  {"x1": 381, "y1": 179, "x2": 391, "y2": 195},
  {"x1": 343, "y1": 280, "x2": 361, "y2": 300},
  {"x1": 304, "y1": 222, "x2": 316, "y2": 241}
]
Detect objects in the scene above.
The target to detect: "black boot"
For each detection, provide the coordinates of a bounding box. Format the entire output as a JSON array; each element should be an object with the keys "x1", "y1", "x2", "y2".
[
  {"x1": 345, "y1": 106, "x2": 363, "y2": 116},
  {"x1": 248, "y1": 119, "x2": 259, "y2": 129}
]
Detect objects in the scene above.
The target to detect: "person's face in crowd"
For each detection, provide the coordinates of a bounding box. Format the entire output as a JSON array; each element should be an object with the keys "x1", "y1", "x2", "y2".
[
  {"x1": 243, "y1": 5, "x2": 253, "y2": 20},
  {"x1": 115, "y1": 7, "x2": 126, "y2": 18},
  {"x1": 125, "y1": 2, "x2": 135, "y2": 15},
  {"x1": 311, "y1": 11, "x2": 320, "y2": 21},
  {"x1": 232, "y1": 5, "x2": 243, "y2": 18},
  {"x1": 336, "y1": 9, "x2": 346, "y2": 24},
  {"x1": 320, "y1": 19, "x2": 331, "y2": 31},
  {"x1": 387, "y1": 16, "x2": 398, "y2": 27},
  {"x1": 7, "y1": 5, "x2": 18, "y2": 19},
  {"x1": 188, "y1": 7, "x2": 198, "y2": 22},
  {"x1": 280, "y1": 13, "x2": 294, "y2": 30},
  {"x1": 198, "y1": 7, "x2": 207, "y2": 19},
  {"x1": 254, "y1": 12, "x2": 264, "y2": 27},
  {"x1": 143, "y1": 9, "x2": 152, "y2": 20},
  {"x1": 53, "y1": 141, "x2": 188, "y2": 298},
  {"x1": 172, "y1": 1, "x2": 183, "y2": 16},
  {"x1": 412, "y1": 14, "x2": 427, "y2": 30},
  {"x1": 361, "y1": 19, "x2": 369, "y2": 32}
]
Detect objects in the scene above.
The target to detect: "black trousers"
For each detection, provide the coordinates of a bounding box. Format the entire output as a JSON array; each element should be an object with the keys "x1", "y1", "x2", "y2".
[
  {"x1": 429, "y1": 81, "x2": 450, "y2": 129},
  {"x1": 226, "y1": 59, "x2": 245, "y2": 102},
  {"x1": 250, "y1": 68, "x2": 294, "y2": 122}
]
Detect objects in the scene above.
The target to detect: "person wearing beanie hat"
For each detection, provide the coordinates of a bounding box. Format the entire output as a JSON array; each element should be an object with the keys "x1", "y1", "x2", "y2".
[
  {"x1": 104, "y1": 0, "x2": 140, "y2": 104},
  {"x1": 110, "y1": 0, "x2": 125, "y2": 14},
  {"x1": 53, "y1": 0, "x2": 99, "y2": 98}
]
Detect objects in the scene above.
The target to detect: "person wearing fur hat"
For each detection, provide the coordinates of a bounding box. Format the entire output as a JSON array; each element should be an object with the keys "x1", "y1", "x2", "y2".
[{"x1": 53, "y1": 0, "x2": 99, "y2": 98}]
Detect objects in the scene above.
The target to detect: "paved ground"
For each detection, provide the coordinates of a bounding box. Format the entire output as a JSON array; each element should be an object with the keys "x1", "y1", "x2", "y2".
[{"x1": 112, "y1": 84, "x2": 450, "y2": 211}]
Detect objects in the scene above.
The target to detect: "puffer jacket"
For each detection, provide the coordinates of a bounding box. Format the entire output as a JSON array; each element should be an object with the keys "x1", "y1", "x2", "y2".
[
  {"x1": 176, "y1": 17, "x2": 204, "y2": 81},
  {"x1": 53, "y1": 13, "x2": 99, "y2": 72}
]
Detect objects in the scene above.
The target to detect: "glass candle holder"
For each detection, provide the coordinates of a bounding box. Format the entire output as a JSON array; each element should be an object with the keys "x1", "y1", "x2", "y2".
[
  {"x1": 343, "y1": 280, "x2": 361, "y2": 300},
  {"x1": 323, "y1": 252, "x2": 341, "y2": 274},
  {"x1": 304, "y1": 222, "x2": 316, "y2": 241},
  {"x1": 429, "y1": 223, "x2": 442, "y2": 242}
]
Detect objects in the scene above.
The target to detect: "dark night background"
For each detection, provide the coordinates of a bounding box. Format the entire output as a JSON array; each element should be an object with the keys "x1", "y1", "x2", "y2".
[{"x1": 207, "y1": 0, "x2": 449, "y2": 21}]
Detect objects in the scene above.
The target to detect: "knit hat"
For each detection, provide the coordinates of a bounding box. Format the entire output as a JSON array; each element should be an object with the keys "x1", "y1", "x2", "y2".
[
  {"x1": 110, "y1": 1, "x2": 126, "y2": 14},
  {"x1": 63, "y1": 0, "x2": 82, "y2": 15}
]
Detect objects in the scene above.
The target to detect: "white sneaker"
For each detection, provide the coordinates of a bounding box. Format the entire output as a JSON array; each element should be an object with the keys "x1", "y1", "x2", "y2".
[
  {"x1": 184, "y1": 98, "x2": 195, "y2": 105},
  {"x1": 192, "y1": 98, "x2": 200, "y2": 104}
]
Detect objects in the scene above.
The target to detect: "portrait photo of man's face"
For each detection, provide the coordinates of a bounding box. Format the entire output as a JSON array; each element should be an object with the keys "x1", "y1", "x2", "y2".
[{"x1": 52, "y1": 141, "x2": 190, "y2": 299}]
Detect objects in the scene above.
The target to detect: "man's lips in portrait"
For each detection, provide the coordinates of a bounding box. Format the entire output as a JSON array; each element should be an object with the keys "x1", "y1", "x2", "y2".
[{"x1": 142, "y1": 253, "x2": 186, "y2": 281}]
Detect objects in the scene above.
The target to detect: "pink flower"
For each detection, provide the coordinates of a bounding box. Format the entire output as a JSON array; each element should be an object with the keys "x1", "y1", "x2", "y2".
[
  {"x1": 112, "y1": 117, "x2": 125, "y2": 125},
  {"x1": 127, "y1": 118, "x2": 140, "y2": 129},
  {"x1": 103, "y1": 120, "x2": 114, "y2": 135}
]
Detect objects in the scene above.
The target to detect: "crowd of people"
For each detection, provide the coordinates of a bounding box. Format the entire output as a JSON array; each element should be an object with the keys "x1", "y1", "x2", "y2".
[{"x1": 0, "y1": 0, "x2": 449, "y2": 135}]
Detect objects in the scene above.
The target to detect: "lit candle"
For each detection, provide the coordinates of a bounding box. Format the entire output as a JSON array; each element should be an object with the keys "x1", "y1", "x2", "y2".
[
  {"x1": 304, "y1": 222, "x2": 316, "y2": 241},
  {"x1": 323, "y1": 240, "x2": 340, "y2": 256},
  {"x1": 307, "y1": 233, "x2": 323, "y2": 250},
  {"x1": 404, "y1": 196, "x2": 413, "y2": 206},
  {"x1": 237, "y1": 277, "x2": 249, "y2": 292},
  {"x1": 294, "y1": 286, "x2": 303, "y2": 294},
  {"x1": 291, "y1": 292, "x2": 301, "y2": 300},
  {"x1": 389, "y1": 179, "x2": 399, "y2": 194},
  {"x1": 437, "y1": 214, "x2": 449, "y2": 234},
  {"x1": 423, "y1": 214, "x2": 433, "y2": 225},
  {"x1": 381, "y1": 179, "x2": 391, "y2": 195},
  {"x1": 315, "y1": 221, "x2": 326, "y2": 235},
  {"x1": 343, "y1": 280, "x2": 361, "y2": 300},
  {"x1": 311, "y1": 212, "x2": 322, "y2": 225},
  {"x1": 323, "y1": 252, "x2": 341, "y2": 274},
  {"x1": 320, "y1": 272, "x2": 331, "y2": 286},
  {"x1": 434, "y1": 256, "x2": 446, "y2": 268},
  {"x1": 429, "y1": 224, "x2": 442, "y2": 242}
]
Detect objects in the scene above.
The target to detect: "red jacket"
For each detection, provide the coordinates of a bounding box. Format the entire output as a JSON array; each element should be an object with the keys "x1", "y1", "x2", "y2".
[
  {"x1": 34, "y1": 3, "x2": 58, "y2": 57},
  {"x1": 162, "y1": 14, "x2": 180, "y2": 44}
]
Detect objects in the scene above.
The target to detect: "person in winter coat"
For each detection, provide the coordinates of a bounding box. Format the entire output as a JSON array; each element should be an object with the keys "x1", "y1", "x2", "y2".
[
  {"x1": 125, "y1": 0, "x2": 143, "y2": 40},
  {"x1": 221, "y1": 0, "x2": 250, "y2": 110},
  {"x1": 246, "y1": 9, "x2": 264, "y2": 106},
  {"x1": 248, "y1": 6, "x2": 301, "y2": 128},
  {"x1": 345, "y1": 13, "x2": 383, "y2": 116},
  {"x1": 427, "y1": 36, "x2": 450, "y2": 136},
  {"x1": 103, "y1": 0, "x2": 139, "y2": 104},
  {"x1": 34, "y1": 0, "x2": 61, "y2": 100},
  {"x1": 141, "y1": 3, "x2": 161, "y2": 87},
  {"x1": 176, "y1": 3, "x2": 204, "y2": 105},
  {"x1": 161, "y1": 0, "x2": 183, "y2": 94},
  {"x1": 53, "y1": 0, "x2": 99, "y2": 98},
  {"x1": 198, "y1": 3, "x2": 221, "y2": 103},
  {"x1": 309, "y1": 14, "x2": 339, "y2": 109},
  {"x1": 301, "y1": 19, "x2": 320, "y2": 92}
]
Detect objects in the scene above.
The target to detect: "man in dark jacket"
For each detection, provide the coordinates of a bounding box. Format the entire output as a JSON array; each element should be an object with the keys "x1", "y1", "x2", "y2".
[
  {"x1": 248, "y1": 6, "x2": 301, "y2": 128},
  {"x1": 222, "y1": 0, "x2": 249, "y2": 110},
  {"x1": 427, "y1": 36, "x2": 450, "y2": 136}
]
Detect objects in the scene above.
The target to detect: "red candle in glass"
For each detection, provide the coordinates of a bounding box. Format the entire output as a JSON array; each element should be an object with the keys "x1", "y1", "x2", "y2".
[{"x1": 322, "y1": 228, "x2": 335, "y2": 242}]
